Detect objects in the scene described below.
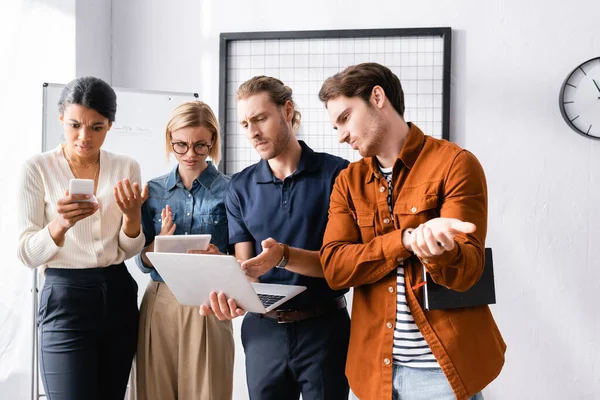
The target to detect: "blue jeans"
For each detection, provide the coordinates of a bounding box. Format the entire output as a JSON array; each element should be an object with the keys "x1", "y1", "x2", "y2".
[{"x1": 392, "y1": 364, "x2": 484, "y2": 400}]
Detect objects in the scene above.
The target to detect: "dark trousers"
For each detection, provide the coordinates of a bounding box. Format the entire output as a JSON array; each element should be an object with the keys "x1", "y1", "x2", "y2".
[
  {"x1": 38, "y1": 263, "x2": 139, "y2": 400},
  {"x1": 241, "y1": 306, "x2": 350, "y2": 400}
]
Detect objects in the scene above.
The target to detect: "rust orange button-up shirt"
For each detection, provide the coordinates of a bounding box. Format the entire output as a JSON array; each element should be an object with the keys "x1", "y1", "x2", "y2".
[{"x1": 320, "y1": 123, "x2": 506, "y2": 400}]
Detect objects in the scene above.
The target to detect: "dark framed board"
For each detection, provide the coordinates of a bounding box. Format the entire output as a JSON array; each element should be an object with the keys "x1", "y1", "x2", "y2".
[{"x1": 219, "y1": 28, "x2": 452, "y2": 174}]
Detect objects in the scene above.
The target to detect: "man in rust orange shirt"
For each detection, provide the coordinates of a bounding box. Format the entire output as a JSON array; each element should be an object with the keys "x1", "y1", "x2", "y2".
[{"x1": 318, "y1": 63, "x2": 506, "y2": 400}]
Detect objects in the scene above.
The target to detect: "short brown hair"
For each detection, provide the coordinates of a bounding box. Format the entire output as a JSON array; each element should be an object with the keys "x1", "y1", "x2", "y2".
[
  {"x1": 237, "y1": 76, "x2": 302, "y2": 131},
  {"x1": 319, "y1": 63, "x2": 405, "y2": 116},
  {"x1": 165, "y1": 101, "x2": 222, "y2": 166}
]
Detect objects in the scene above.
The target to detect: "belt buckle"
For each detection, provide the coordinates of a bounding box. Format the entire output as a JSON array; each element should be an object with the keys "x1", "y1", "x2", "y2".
[{"x1": 276, "y1": 310, "x2": 299, "y2": 324}]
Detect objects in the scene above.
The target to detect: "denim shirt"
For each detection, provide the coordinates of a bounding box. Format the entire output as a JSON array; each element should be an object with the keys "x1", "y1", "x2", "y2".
[{"x1": 136, "y1": 162, "x2": 230, "y2": 282}]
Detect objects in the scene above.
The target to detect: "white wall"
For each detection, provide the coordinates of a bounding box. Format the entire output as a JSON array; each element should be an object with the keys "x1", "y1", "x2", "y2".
[
  {"x1": 76, "y1": 0, "x2": 112, "y2": 81},
  {"x1": 112, "y1": 0, "x2": 204, "y2": 92},
  {"x1": 112, "y1": 1, "x2": 600, "y2": 399}
]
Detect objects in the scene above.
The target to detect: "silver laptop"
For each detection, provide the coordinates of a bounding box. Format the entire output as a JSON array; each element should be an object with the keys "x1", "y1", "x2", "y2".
[{"x1": 145, "y1": 252, "x2": 306, "y2": 313}]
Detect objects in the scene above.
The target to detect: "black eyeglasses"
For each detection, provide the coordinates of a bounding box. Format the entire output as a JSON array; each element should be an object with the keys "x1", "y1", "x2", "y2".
[{"x1": 171, "y1": 141, "x2": 213, "y2": 156}]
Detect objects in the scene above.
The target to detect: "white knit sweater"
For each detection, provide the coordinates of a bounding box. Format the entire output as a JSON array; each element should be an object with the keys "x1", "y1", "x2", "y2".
[{"x1": 17, "y1": 145, "x2": 145, "y2": 270}]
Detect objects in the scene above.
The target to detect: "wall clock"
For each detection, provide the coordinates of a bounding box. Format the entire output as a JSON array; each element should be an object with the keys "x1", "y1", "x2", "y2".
[{"x1": 559, "y1": 57, "x2": 600, "y2": 140}]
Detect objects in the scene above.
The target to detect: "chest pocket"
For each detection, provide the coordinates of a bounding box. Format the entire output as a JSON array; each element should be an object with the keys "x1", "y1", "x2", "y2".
[
  {"x1": 153, "y1": 211, "x2": 177, "y2": 236},
  {"x1": 394, "y1": 195, "x2": 439, "y2": 228},
  {"x1": 356, "y1": 212, "x2": 376, "y2": 243},
  {"x1": 198, "y1": 214, "x2": 228, "y2": 251}
]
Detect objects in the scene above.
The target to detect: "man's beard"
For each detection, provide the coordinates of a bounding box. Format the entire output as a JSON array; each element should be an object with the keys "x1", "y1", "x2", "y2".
[
  {"x1": 258, "y1": 113, "x2": 292, "y2": 160},
  {"x1": 359, "y1": 108, "x2": 387, "y2": 157}
]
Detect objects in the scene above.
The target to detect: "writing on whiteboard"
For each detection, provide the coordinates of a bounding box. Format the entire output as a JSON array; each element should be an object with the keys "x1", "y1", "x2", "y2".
[{"x1": 112, "y1": 125, "x2": 152, "y2": 137}]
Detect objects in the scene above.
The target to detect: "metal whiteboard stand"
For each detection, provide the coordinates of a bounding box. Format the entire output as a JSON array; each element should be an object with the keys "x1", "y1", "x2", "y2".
[{"x1": 31, "y1": 269, "x2": 42, "y2": 400}]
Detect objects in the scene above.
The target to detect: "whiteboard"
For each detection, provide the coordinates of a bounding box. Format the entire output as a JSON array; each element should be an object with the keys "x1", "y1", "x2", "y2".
[
  {"x1": 219, "y1": 28, "x2": 451, "y2": 174},
  {"x1": 42, "y1": 83, "x2": 199, "y2": 181}
]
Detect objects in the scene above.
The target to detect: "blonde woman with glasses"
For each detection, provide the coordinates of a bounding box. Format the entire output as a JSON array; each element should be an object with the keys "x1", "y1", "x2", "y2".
[{"x1": 134, "y1": 101, "x2": 234, "y2": 399}]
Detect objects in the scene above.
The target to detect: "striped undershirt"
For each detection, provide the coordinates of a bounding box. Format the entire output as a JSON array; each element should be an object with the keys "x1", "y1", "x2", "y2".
[{"x1": 378, "y1": 164, "x2": 439, "y2": 368}]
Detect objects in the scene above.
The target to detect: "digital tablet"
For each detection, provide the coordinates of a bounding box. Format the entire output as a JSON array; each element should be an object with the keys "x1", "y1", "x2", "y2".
[{"x1": 154, "y1": 234, "x2": 211, "y2": 253}]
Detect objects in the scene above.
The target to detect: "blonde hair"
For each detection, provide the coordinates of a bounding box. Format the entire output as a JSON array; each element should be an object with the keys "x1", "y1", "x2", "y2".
[
  {"x1": 165, "y1": 101, "x2": 221, "y2": 166},
  {"x1": 237, "y1": 76, "x2": 301, "y2": 131}
]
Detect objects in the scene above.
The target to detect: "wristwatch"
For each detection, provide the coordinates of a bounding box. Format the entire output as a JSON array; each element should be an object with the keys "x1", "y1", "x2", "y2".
[{"x1": 275, "y1": 243, "x2": 290, "y2": 269}]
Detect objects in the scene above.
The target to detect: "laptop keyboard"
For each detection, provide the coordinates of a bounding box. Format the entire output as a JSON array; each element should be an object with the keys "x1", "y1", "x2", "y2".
[{"x1": 257, "y1": 293, "x2": 286, "y2": 308}]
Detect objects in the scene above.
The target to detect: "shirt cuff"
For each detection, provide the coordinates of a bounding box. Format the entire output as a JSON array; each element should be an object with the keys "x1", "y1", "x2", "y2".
[
  {"x1": 37, "y1": 225, "x2": 61, "y2": 261},
  {"x1": 119, "y1": 228, "x2": 145, "y2": 257},
  {"x1": 381, "y1": 229, "x2": 413, "y2": 266},
  {"x1": 135, "y1": 252, "x2": 154, "y2": 274},
  {"x1": 18, "y1": 226, "x2": 61, "y2": 269},
  {"x1": 421, "y1": 244, "x2": 461, "y2": 277}
]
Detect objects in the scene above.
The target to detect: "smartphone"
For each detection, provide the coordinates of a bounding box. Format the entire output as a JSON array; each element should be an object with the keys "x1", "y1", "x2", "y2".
[{"x1": 69, "y1": 179, "x2": 95, "y2": 202}]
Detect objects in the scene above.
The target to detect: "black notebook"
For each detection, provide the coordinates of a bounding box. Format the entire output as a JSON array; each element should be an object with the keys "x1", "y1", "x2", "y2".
[{"x1": 423, "y1": 247, "x2": 496, "y2": 310}]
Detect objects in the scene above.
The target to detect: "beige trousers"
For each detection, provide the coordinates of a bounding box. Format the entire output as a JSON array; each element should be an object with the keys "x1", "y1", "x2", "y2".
[{"x1": 135, "y1": 281, "x2": 234, "y2": 400}]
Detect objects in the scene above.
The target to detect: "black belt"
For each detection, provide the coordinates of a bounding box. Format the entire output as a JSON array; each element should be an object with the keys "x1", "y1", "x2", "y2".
[{"x1": 261, "y1": 296, "x2": 347, "y2": 324}]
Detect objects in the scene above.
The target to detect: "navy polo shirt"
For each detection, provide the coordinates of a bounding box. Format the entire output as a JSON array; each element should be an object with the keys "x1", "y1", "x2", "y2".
[{"x1": 226, "y1": 140, "x2": 349, "y2": 310}]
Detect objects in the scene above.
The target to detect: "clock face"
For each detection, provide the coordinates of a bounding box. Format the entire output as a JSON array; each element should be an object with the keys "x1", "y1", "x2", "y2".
[{"x1": 559, "y1": 57, "x2": 600, "y2": 139}]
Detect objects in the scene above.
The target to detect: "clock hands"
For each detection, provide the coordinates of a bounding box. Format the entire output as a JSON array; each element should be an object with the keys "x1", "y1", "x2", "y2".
[{"x1": 593, "y1": 79, "x2": 600, "y2": 99}]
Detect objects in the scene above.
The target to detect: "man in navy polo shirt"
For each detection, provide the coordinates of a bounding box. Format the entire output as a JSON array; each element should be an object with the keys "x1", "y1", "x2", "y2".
[{"x1": 204, "y1": 76, "x2": 350, "y2": 399}]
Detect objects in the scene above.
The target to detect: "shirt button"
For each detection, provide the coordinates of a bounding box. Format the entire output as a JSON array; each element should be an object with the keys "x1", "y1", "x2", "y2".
[
  {"x1": 95, "y1": 237, "x2": 100, "y2": 241},
  {"x1": 422, "y1": 259, "x2": 430, "y2": 264},
  {"x1": 396, "y1": 257, "x2": 404, "y2": 263},
  {"x1": 186, "y1": 212, "x2": 190, "y2": 216},
  {"x1": 388, "y1": 286, "x2": 394, "y2": 293},
  {"x1": 384, "y1": 358, "x2": 391, "y2": 365},
  {"x1": 411, "y1": 206, "x2": 418, "y2": 213},
  {"x1": 188, "y1": 194, "x2": 191, "y2": 197},
  {"x1": 283, "y1": 200, "x2": 288, "y2": 205},
  {"x1": 386, "y1": 322, "x2": 393, "y2": 329},
  {"x1": 379, "y1": 186, "x2": 386, "y2": 192},
  {"x1": 384, "y1": 218, "x2": 391, "y2": 224},
  {"x1": 98, "y1": 253, "x2": 103, "y2": 258}
]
